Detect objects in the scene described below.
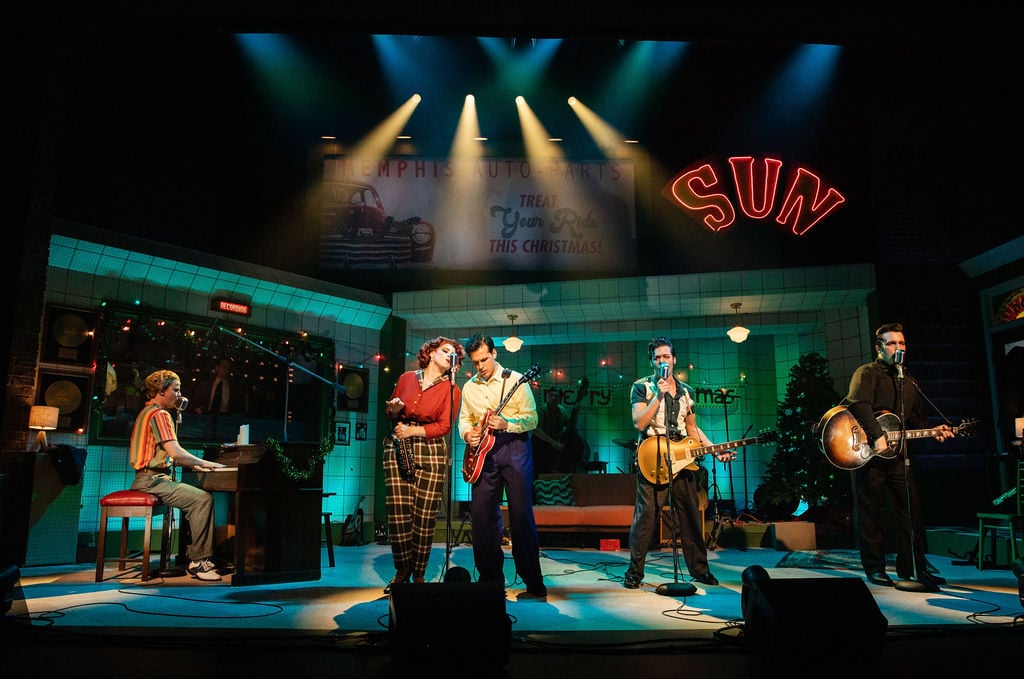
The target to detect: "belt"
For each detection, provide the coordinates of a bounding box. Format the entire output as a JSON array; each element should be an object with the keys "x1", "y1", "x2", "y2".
[{"x1": 137, "y1": 467, "x2": 171, "y2": 475}]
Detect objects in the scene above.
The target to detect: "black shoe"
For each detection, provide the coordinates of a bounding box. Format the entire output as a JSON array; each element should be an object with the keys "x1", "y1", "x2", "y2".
[
  {"x1": 867, "y1": 572, "x2": 894, "y2": 587},
  {"x1": 918, "y1": 572, "x2": 946, "y2": 588},
  {"x1": 693, "y1": 572, "x2": 719, "y2": 586},
  {"x1": 517, "y1": 587, "x2": 548, "y2": 602},
  {"x1": 622, "y1": 572, "x2": 642, "y2": 589}
]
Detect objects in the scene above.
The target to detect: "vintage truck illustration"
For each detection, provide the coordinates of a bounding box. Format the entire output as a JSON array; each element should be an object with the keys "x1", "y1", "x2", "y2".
[{"x1": 321, "y1": 182, "x2": 435, "y2": 268}]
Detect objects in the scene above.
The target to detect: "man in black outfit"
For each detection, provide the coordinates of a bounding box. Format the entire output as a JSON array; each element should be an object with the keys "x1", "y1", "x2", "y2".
[
  {"x1": 846, "y1": 322, "x2": 952, "y2": 591},
  {"x1": 622, "y1": 337, "x2": 734, "y2": 590}
]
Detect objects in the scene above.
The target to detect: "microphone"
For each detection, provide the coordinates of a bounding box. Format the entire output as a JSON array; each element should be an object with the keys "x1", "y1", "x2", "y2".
[
  {"x1": 501, "y1": 368, "x2": 512, "y2": 379},
  {"x1": 658, "y1": 362, "x2": 671, "y2": 380},
  {"x1": 449, "y1": 352, "x2": 461, "y2": 369},
  {"x1": 894, "y1": 349, "x2": 905, "y2": 379},
  {"x1": 176, "y1": 396, "x2": 189, "y2": 412}
]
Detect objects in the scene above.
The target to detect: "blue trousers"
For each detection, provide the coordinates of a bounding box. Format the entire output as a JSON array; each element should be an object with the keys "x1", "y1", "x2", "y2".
[{"x1": 469, "y1": 432, "x2": 544, "y2": 590}]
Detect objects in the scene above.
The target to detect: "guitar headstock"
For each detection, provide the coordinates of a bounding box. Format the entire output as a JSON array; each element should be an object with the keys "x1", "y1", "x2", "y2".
[
  {"x1": 756, "y1": 429, "x2": 779, "y2": 445},
  {"x1": 955, "y1": 418, "x2": 981, "y2": 436},
  {"x1": 521, "y1": 364, "x2": 541, "y2": 382}
]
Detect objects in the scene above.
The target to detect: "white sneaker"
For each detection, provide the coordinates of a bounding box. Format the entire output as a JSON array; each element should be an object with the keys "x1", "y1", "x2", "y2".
[{"x1": 186, "y1": 558, "x2": 222, "y2": 581}]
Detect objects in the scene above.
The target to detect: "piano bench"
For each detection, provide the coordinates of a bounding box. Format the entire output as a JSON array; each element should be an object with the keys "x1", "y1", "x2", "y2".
[{"x1": 95, "y1": 490, "x2": 172, "y2": 582}]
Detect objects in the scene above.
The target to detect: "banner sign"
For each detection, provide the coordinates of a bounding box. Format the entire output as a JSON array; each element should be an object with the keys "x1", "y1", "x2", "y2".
[{"x1": 321, "y1": 156, "x2": 636, "y2": 271}]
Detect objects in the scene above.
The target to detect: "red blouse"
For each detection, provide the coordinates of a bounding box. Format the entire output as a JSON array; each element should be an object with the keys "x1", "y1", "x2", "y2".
[{"x1": 389, "y1": 370, "x2": 461, "y2": 440}]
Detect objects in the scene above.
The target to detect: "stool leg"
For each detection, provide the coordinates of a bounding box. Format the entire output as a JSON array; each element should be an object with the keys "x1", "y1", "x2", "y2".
[
  {"x1": 118, "y1": 517, "x2": 130, "y2": 571},
  {"x1": 323, "y1": 512, "x2": 335, "y2": 568},
  {"x1": 1011, "y1": 517, "x2": 1021, "y2": 563},
  {"x1": 95, "y1": 508, "x2": 109, "y2": 582},
  {"x1": 978, "y1": 519, "x2": 987, "y2": 571},
  {"x1": 160, "y1": 507, "x2": 173, "y2": 573},
  {"x1": 141, "y1": 513, "x2": 154, "y2": 581}
]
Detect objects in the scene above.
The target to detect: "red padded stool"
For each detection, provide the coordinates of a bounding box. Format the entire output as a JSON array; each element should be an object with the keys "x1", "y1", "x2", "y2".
[{"x1": 95, "y1": 490, "x2": 172, "y2": 582}]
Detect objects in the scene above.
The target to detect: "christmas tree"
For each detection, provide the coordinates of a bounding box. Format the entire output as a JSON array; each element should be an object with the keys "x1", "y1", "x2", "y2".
[{"x1": 757, "y1": 352, "x2": 852, "y2": 518}]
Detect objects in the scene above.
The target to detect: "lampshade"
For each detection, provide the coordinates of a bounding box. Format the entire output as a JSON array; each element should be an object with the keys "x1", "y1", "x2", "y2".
[
  {"x1": 29, "y1": 405, "x2": 60, "y2": 431},
  {"x1": 29, "y1": 405, "x2": 60, "y2": 450},
  {"x1": 502, "y1": 335, "x2": 524, "y2": 352},
  {"x1": 502, "y1": 313, "x2": 524, "y2": 352},
  {"x1": 727, "y1": 302, "x2": 750, "y2": 343}
]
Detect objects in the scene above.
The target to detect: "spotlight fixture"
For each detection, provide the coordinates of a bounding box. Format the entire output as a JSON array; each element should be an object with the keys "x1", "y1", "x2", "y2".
[
  {"x1": 726, "y1": 303, "x2": 750, "y2": 343},
  {"x1": 502, "y1": 314, "x2": 524, "y2": 353}
]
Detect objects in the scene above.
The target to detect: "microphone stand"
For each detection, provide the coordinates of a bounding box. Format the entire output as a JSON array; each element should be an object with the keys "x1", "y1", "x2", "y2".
[
  {"x1": 892, "y1": 364, "x2": 934, "y2": 593},
  {"x1": 655, "y1": 384, "x2": 697, "y2": 598},
  {"x1": 740, "y1": 424, "x2": 753, "y2": 513},
  {"x1": 442, "y1": 359, "x2": 466, "y2": 582},
  {"x1": 212, "y1": 325, "x2": 347, "y2": 442},
  {"x1": 721, "y1": 397, "x2": 736, "y2": 519}
]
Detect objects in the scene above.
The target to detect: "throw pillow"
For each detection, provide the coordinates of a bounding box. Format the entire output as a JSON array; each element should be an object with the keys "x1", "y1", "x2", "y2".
[{"x1": 534, "y1": 474, "x2": 576, "y2": 506}]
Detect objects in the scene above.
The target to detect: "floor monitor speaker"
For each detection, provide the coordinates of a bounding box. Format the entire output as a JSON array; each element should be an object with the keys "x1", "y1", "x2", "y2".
[
  {"x1": 743, "y1": 576, "x2": 887, "y2": 668},
  {"x1": 389, "y1": 581, "x2": 510, "y2": 669}
]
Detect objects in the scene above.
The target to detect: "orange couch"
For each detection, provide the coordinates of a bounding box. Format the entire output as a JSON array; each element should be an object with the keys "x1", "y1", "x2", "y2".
[{"x1": 532, "y1": 473, "x2": 636, "y2": 534}]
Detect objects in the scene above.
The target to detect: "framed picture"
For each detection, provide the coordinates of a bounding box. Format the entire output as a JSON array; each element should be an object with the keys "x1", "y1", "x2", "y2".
[
  {"x1": 337, "y1": 367, "x2": 370, "y2": 413},
  {"x1": 355, "y1": 421, "x2": 367, "y2": 441},
  {"x1": 38, "y1": 370, "x2": 92, "y2": 433},
  {"x1": 41, "y1": 305, "x2": 96, "y2": 366},
  {"x1": 335, "y1": 420, "x2": 350, "y2": 446}
]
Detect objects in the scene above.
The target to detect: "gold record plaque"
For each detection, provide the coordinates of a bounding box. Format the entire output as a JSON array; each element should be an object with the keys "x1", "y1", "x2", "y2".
[
  {"x1": 42, "y1": 306, "x2": 96, "y2": 365},
  {"x1": 338, "y1": 367, "x2": 369, "y2": 412},
  {"x1": 38, "y1": 371, "x2": 91, "y2": 432}
]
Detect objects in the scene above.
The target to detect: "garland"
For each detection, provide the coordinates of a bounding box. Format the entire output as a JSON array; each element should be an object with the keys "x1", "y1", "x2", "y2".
[{"x1": 264, "y1": 436, "x2": 333, "y2": 482}]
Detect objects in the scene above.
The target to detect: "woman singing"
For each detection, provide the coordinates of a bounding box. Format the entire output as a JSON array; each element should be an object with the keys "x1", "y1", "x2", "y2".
[{"x1": 382, "y1": 335, "x2": 464, "y2": 593}]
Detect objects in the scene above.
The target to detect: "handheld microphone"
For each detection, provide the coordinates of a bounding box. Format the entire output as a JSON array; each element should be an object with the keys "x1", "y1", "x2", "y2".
[
  {"x1": 893, "y1": 349, "x2": 905, "y2": 379},
  {"x1": 658, "y1": 362, "x2": 671, "y2": 380}
]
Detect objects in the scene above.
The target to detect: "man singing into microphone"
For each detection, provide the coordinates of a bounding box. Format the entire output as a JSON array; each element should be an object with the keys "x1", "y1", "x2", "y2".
[
  {"x1": 846, "y1": 322, "x2": 953, "y2": 591},
  {"x1": 622, "y1": 337, "x2": 734, "y2": 590}
]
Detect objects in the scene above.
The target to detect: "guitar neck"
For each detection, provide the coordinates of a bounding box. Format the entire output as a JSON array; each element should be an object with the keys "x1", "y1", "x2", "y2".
[
  {"x1": 689, "y1": 436, "x2": 758, "y2": 458},
  {"x1": 886, "y1": 427, "x2": 952, "y2": 441}
]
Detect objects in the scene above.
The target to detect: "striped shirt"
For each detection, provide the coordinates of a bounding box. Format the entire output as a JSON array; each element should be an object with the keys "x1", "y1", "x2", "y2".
[{"x1": 129, "y1": 403, "x2": 177, "y2": 470}]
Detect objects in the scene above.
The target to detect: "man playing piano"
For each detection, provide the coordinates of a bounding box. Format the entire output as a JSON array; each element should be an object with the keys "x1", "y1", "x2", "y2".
[{"x1": 129, "y1": 369, "x2": 226, "y2": 581}]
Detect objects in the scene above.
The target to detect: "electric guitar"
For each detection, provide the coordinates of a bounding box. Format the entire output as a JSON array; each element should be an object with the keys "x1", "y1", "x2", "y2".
[
  {"x1": 818, "y1": 405, "x2": 979, "y2": 470},
  {"x1": 462, "y1": 364, "x2": 541, "y2": 483},
  {"x1": 636, "y1": 430, "x2": 777, "y2": 484}
]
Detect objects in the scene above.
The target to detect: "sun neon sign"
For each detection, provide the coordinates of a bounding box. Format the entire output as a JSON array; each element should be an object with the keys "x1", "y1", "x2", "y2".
[{"x1": 663, "y1": 155, "x2": 846, "y2": 235}]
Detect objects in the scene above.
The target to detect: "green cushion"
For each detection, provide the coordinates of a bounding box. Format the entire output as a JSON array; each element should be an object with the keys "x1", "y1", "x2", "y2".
[{"x1": 534, "y1": 474, "x2": 576, "y2": 506}]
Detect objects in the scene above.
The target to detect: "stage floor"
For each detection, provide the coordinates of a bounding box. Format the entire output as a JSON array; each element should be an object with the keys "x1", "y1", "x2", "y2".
[{"x1": 4, "y1": 538, "x2": 1022, "y2": 677}]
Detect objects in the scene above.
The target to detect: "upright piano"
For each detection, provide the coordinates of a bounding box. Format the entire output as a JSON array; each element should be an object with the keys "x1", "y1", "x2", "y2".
[{"x1": 181, "y1": 442, "x2": 324, "y2": 586}]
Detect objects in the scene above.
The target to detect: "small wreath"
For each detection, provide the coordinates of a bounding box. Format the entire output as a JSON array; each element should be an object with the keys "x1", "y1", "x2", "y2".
[{"x1": 264, "y1": 436, "x2": 333, "y2": 482}]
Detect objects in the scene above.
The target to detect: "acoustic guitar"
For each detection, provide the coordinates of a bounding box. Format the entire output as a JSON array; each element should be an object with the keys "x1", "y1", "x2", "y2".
[
  {"x1": 462, "y1": 364, "x2": 540, "y2": 483},
  {"x1": 817, "y1": 405, "x2": 979, "y2": 470},
  {"x1": 636, "y1": 430, "x2": 777, "y2": 484}
]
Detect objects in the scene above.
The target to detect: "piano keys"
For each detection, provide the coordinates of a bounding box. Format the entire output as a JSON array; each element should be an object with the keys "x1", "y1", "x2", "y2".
[{"x1": 182, "y1": 442, "x2": 324, "y2": 586}]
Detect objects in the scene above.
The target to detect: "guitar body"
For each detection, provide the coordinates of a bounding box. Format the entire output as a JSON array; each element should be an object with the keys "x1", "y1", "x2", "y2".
[
  {"x1": 460, "y1": 365, "x2": 541, "y2": 484},
  {"x1": 636, "y1": 431, "x2": 776, "y2": 484},
  {"x1": 818, "y1": 405, "x2": 979, "y2": 470},
  {"x1": 461, "y1": 409, "x2": 496, "y2": 484},
  {"x1": 817, "y1": 405, "x2": 885, "y2": 471}
]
